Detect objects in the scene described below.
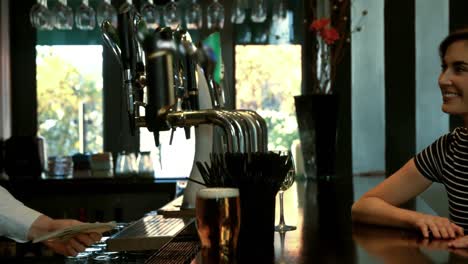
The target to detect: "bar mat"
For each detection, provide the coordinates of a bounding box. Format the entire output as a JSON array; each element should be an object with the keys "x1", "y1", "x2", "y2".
[
  {"x1": 144, "y1": 240, "x2": 200, "y2": 264},
  {"x1": 157, "y1": 196, "x2": 196, "y2": 218}
]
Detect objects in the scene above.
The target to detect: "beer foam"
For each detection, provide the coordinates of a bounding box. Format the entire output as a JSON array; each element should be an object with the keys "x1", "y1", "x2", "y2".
[{"x1": 197, "y1": 188, "x2": 239, "y2": 199}]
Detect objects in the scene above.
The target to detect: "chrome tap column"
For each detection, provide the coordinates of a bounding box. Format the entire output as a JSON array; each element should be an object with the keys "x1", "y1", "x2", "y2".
[{"x1": 101, "y1": 7, "x2": 269, "y2": 208}]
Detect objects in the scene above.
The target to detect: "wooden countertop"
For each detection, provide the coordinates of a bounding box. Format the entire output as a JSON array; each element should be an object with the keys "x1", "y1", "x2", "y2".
[
  {"x1": 187, "y1": 175, "x2": 468, "y2": 263},
  {"x1": 3, "y1": 175, "x2": 468, "y2": 263}
]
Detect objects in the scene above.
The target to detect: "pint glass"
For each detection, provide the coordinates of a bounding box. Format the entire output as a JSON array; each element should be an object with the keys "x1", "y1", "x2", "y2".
[{"x1": 196, "y1": 188, "x2": 241, "y2": 257}]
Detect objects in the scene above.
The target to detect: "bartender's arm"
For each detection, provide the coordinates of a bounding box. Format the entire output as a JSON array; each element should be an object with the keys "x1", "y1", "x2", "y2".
[
  {"x1": 351, "y1": 158, "x2": 464, "y2": 239},
  {"x1": 0, "y1": 185, "x2": 101, "y2": 256}
]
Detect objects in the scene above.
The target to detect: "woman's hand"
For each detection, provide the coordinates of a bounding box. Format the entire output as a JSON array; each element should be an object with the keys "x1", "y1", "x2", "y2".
[
  {"x1": 448, "y1": 235, "x2": 468, "y2": 248},
  {"x1": 28, "y1": 216, "x2": 102, "y2": 256},
  {"x1": 413, "y1": 214, "x2": 464, "y2": 239}
]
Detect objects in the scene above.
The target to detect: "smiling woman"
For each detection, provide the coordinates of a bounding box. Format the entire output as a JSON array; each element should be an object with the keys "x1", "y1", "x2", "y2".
[
  {"x1": 439, "y1": 35, "x2": 468, "y2": 117},
  {"x1": 352, "y1": 28, "x2": 468, "y2": 249}
]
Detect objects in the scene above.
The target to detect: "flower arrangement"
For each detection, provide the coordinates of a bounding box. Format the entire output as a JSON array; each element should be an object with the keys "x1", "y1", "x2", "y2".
[
  {"x1": 308, "y1": 0, "x2": 367, "y2": 94},
  {"x1": 309, "y1": 18, "x2": 339, "y2": 94}
]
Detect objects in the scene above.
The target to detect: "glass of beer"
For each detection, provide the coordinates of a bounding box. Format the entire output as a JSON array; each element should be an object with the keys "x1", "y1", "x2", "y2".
[{"x1": 196, "y1": 188, "x2": 241, "y2": 259}]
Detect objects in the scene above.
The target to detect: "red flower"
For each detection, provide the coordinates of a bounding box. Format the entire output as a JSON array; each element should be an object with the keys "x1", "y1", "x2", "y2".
[
  {"x1": 310, "y1": 18, "x2": 340, "y2": 45},
  {"x1": 310, "y1": 18, "x2": 330, "y2": 31},
  {"x1": 320, "y1": 28, "x2": 340, "y2": 44}
]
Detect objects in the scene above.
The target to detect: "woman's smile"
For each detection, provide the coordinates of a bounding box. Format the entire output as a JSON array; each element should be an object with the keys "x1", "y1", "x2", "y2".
[{"x1": 442, "y1": 90, "x2": 462, "y2": 103}]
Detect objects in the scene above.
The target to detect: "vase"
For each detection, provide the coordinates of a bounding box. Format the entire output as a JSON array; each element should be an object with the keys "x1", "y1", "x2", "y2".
[{"x1": 294, "y1": 94, "x2": 338, "y2": 180}]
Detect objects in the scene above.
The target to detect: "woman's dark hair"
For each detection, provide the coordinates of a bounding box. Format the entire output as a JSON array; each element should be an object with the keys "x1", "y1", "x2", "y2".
[{"x1": 439, "y1": 29, "x2": 468, "y2": 59}]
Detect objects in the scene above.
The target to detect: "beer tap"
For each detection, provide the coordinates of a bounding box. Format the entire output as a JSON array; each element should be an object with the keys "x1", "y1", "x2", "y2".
[
  {"x1": 179, "y1": 32, "x2": 200, "y2": 112},
  {"x1": 101, "y1": 21, "x2": 122, "y2": 70},
  {"x1": 117, "y1": 7, "x2": 138, "y2": 135},
  {"x1": 143, "y1": 27, "x2": 176, "y2": 146},
  {"x1": 101, "y1": 14, "x2": 272, "y2": 208},
  {"x1": 173, "y1": 29, "x2": 195, "y2": 140}
]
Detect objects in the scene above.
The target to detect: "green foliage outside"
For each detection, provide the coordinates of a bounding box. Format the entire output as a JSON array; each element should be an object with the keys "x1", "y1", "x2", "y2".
[
  {"x1": 36, "y1": 46, "x2": 103, "y2": 157},
  {"x1": 258, "y1": 110, "x2": 299, "y2": 151},
  {"x1": 235, "y1": 45, "x2": 302, "y2": 151}
]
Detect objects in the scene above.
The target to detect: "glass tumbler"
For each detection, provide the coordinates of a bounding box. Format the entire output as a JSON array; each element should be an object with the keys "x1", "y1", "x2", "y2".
[
  {"x1": 30, "y1": 0, "x2": 55, "y2": 30},
  {"x1": 53, "y1": 0, "x2": 74, "y2": 30},
  {"x1": 207, "y1": 0, "x2": 224, "y2": 30},
  {"x1": 115, "y1": 151, "x2": 137, "y2": 178},
  {"x1": 97, "y1": 0, "x2": 117, "y2": 28},
  {"x1": 140, "y1": 0, "x2": 161, "y2": 30},
  {"x1": 48, "y1": 156, "x2": 74, "y2": 179},
  {"x1": 231, "y1": 0, "x2": 246, "y2": 24},
  {"x1": 137, "y1": 151, "x2": 154, "y2": 178},
  {"x1": 163, "y1": 0, "x2": 181, "y2": 29},
  {"x1": 75, "y1": 0, "x2": 96, "y2": 30},
  {"x1": 185, "y1": 0, "x2": 202, "y2": 30},
  {"x1": 250, "y1": 0, "x2": 267, "y2": 23}
]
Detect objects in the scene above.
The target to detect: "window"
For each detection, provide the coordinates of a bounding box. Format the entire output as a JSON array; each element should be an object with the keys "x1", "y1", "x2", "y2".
[
  {"x1": 36, "y1": 45, "x2": 103, "y2": 156},
  {"x1": 235, "y1": 45, "x2": 301, "y2": 151},
  {"x1": 139, "y1": 127, "x2": 195, "y2": 179}
]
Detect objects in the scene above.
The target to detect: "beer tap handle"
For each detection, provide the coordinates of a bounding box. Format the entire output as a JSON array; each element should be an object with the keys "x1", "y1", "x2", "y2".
[
  {"x1": 169, "y1": 127, "x2": 176, "y2": 145},
  {"x1": 184, "y1": 127, "x2": 191, "y2": 140},
  {"x1": 181, "y1": 98, "x2": 192, "y2": 139},
  {"x1": 101, "y1": 21, "x2": 122, "y2": 70},
  {"x1": 134, "y1": 44, "x2": 146, "y2": 104},
  {"x1": 195, "y1": 42, "x2": 219, "y2": 109},
  {"x1": 118, "y1": 8, "x2": 137, "y2": 135},
  {"x1": 181, "y1": 38, "x2": 199, "y2": 111},
  {"x1": 143, "y1": 28, "x2": 175, "y2": 136},
  {"x1": 153, "y1": 131, "x2": 161, "y2": 147}
]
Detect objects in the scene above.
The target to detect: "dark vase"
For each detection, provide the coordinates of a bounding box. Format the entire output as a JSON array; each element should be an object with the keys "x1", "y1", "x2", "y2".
[{"x1": 294, "y1": 94, "x2": 338, "y2": 180}]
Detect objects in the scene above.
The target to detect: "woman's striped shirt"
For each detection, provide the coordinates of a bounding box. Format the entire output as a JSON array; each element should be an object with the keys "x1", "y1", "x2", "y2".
[{"x1": 414, "y1": 127, "x2": 468, "y2": 230}]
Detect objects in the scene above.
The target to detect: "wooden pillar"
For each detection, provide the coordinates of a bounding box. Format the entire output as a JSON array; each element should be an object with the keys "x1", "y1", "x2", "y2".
[
  {"x1": 449, "y1": 0, "x2": 468, "y2": 130},
  {"x1": 333, "y1": 1, "x2": 353, "y2": 178},
  {"x1": 384, "y1": 0, "x2": 416, "y2": 175},
  {"x1": 9, "y1": 0, "x2": 37, "y2": 136}
]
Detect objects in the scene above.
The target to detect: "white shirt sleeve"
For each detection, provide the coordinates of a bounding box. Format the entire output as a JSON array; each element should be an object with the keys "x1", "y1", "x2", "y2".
[{"x1": 0, "y1": 185, "x2": 42, "y2": 242}]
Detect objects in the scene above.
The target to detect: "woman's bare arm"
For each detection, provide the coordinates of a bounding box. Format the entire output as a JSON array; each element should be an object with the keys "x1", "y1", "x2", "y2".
[{"x1": 352, "y1": 158, "x2": 464, "y2": 238}]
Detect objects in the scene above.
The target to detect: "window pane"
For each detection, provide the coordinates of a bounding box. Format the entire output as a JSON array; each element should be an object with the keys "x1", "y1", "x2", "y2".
[
  {"x1": 139, "y1": 128, "x2": 195, "y2": 179},
  {"x1": 36, "y1": 45, "x2": 103, "y2": 156},
  {"x1": 235, "y1": 45, "x2": 301, "y2": 151}
]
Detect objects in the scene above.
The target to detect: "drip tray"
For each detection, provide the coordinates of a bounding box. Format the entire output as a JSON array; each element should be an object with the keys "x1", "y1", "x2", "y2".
[{"x1": 106, "y1": 214, "x2": 195, "y2": 252}]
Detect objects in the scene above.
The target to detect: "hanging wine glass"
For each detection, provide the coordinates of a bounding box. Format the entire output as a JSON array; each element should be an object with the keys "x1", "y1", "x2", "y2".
[
  {"x1": 230, "y1": 0, "x2": 245, "y2": 24},
  {"x1": 30, "y1": 0, "x2": 54, "y2": 30},
  {"x1": 97, "y1": 0, "x2": 117, "y2": 28},
  {"x1": 250, "y1": 0, "x2": 267, "y2": 23},
  {"x1": 53, "y1": 0, "x2": 73, "y2": 30},
  {"x1": 184, "y1": 0, "x2": 202, "y2": 30},
  {"x1": 75, "y1": 0, "x2": 96, "y2": 30},
  {"x1": 140, "y1": 0, "x2": 161, "y2": 30},
  {"x1": 163, "y1": 0, "x2": 181, "y2": 30},
  {"x1": 272, "y1": 0, "x2": 287, "y2": 21},
  {"x1": 207, "y1": 0, "x2": 224, "y2": 30},
  {"x1": 118, "y1": 0, "x2": 136, "y2": 13}
]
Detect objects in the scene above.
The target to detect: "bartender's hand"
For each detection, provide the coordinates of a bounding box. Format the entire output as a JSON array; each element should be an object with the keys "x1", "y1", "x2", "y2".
[
  {"x1": 28, "y1": 215, "x2": 102, "y2": 256},
  {"x1": 413, "y1": 214, "x2": 464, "y2": 239}
]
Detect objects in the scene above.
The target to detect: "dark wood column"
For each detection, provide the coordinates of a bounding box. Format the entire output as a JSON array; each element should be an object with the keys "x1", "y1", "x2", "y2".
[
  {"x1": 449, "y1": 0, "x2": 468, "y2": 130},
  {"x1": 384, "y1": 0, "x2": 416, "y2": 176},
  {"x1": 9, "y1": 0, "x2": 37, "y2": 137},
  {"x1": 333, "y1": 2, "x2": 353, "y2": 178}
]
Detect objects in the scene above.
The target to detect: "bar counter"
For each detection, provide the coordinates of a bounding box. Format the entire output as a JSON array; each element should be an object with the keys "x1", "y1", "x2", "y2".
[
  {"x1": 3, "y1": 175, "x2": 468, "y2": 263},
  {"x1": 163, "y1": 175, "x2": 468, "y2": 263}
]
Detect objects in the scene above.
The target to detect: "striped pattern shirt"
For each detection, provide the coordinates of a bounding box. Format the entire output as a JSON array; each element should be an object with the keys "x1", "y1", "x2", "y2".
[{"x1": 414, "y1": 127, "x2": 468, "y2": 230}]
